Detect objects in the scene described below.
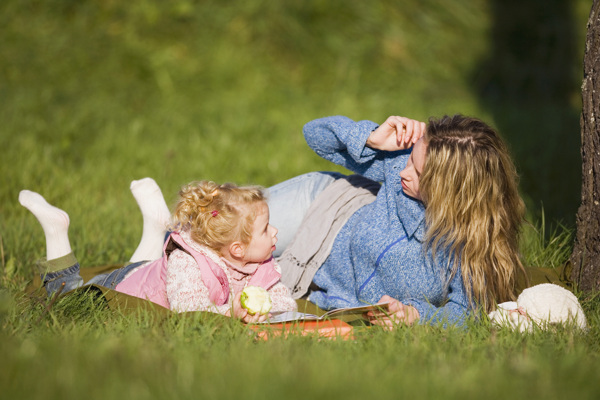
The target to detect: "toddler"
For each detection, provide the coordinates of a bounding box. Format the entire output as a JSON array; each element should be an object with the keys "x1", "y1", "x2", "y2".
[{"x1": 19, "y1": 178, "x2": 297, "y2": 323}]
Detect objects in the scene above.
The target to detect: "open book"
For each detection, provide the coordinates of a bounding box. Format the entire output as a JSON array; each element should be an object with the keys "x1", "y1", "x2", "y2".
[{"x1": 264, "y1": 302, "x2": 390, "y2": 324}]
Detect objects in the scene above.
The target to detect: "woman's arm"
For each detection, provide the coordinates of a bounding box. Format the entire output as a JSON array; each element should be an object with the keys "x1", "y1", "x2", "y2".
[
  {"x1": 303, "y1": 116, "x2": 381, "y2": 180},
  {"x1": 365, "y1": 295, "x2": 421, "y2": 328},
  {"x1": 403, "y1": 266, "x2": 471, "y2": 327},
  {"x1": 366, "y1": 268, "x2": 471, "y2": 328},
  {"x1": 303, "y1": 116, "x2": 425, "y2": 181}
]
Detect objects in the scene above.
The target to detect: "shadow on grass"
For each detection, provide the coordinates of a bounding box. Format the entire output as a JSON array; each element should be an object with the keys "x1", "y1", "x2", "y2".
[{"x1": 473, "y1": 0, "x2": 582, "y2": 227}]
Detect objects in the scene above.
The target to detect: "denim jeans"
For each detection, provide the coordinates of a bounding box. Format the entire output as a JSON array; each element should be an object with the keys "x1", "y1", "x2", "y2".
[
  {"x1": 43, "y1": 259, "x2": 147, "y2": 297},
  {"x1": 266, "y1": 171, "x2": 344, "y2": 258}
]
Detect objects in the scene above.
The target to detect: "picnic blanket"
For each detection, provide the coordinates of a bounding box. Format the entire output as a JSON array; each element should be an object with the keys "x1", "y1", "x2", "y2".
[{"x1": 26, "y1": 261, "x2": 573, "y2": 320}]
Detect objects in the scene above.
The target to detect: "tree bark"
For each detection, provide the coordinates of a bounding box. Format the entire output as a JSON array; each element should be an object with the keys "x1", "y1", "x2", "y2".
[{"x1": 571, "y1": 0, "x2": 600, "y2": 291}]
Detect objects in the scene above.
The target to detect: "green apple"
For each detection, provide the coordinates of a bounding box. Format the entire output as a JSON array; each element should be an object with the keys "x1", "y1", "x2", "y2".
[{"x1": 240, "y1": 286, "x2": 272, "y2": 315}]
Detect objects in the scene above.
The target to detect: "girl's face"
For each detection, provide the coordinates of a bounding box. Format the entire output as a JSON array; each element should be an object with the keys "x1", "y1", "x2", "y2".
[
  {"x1": 243, "y1": 202, "x2": 278, "y2": 263},
  {"x1": 399, "y1": 138, "x2": 427, "y2": 201}
]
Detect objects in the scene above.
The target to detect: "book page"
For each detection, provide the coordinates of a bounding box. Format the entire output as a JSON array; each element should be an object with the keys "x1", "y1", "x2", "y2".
[
  {"x1": 262, "y1": 302, "x2": 390, "y2": 324},
  {"x1": 264, "y1": 311, "x2": 320, "y2": 323},
  {"x1": 322, "y1": 302, "x2": 390, "y2": 318}
]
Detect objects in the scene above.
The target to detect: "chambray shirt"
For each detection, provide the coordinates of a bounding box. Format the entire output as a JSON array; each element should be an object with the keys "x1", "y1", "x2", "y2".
[{"x1": 304, "y1": 116, "x2": 470, "y2": 326}]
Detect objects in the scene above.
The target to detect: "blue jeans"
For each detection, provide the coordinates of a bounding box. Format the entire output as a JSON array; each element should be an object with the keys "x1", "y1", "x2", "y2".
[
  {"x1": 43, "y1": 258, "x2": 147, "y2": 297},
  {"x1": 267, "y1": 171, "x2": 344, "y2": 257}
]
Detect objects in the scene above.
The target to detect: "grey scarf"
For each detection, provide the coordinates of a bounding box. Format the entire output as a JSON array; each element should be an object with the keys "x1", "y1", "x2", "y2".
[{"x1": 277, "y1": 175, "x2": 380, "y2": 299}]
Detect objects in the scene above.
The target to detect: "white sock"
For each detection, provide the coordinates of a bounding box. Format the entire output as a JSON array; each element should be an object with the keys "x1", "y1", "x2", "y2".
[
  {"x1": 129, "y1": 178, "x2": 170, "y2": 262},
  {"x1": 19, "y1": 190, "x2": 72, "y2": 261}
]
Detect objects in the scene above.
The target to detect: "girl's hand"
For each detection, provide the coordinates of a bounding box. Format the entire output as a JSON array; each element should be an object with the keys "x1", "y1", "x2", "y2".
[
  {"x1": 366, "y1": 116, "x2": 426, "y2": 151},
  {"x1": 232, "y1": 291, "x2": 268, "y2": 324},
  {"x1": 365, "y1": 295, "x2": 420, "y2": 329}
]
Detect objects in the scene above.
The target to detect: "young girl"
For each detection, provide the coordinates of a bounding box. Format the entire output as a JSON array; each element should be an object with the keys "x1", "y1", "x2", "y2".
[{"x1": 19, "y1": 178, "x2": 297, "y2": 323}]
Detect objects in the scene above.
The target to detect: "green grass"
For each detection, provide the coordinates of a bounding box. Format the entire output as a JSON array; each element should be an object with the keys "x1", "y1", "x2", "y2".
[
  {"x1": 520, "y1": 214, "x2": 574, "y2": 271},
  {"x1": 1, "y1": 0, "x2": 599, "y2": 399},
  {"x1": 1, "y1": 290, "x2": 599, "y2": 400}
]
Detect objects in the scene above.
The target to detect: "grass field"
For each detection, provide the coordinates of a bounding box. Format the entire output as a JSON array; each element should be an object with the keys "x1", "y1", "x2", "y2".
[{"x1": 1, "y1": 1, "x2": 599, "y2": 399}]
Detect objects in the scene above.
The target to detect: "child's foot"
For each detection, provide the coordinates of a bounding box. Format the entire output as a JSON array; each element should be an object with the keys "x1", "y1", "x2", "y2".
[
  {"x1": 129, "y1": 178, "x2": 170, "y2": 262},
  {"x1": 19, "y1": 190, "x2": 72, "y2": 260}
]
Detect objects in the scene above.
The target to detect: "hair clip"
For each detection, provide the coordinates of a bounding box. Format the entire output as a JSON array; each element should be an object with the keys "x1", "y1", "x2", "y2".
[{"x1": 211, "y1": 210, "x2": 219, "y2": 217}]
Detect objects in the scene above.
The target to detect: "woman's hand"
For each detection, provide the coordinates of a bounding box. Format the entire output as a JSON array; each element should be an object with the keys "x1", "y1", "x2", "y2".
[
  {"x1": 231, "y1": 291, "x2": 269, "y2": 324},
  {"x1": 365, "y1": 295, "x2": 420, "y2": 329},
  {"x1": 366, "y1": 116, "x2": 426, "y2": 151}
]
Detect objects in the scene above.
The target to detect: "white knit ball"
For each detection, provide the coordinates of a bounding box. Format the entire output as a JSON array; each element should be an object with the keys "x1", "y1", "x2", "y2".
[
  {"x1": 489, "y1": 284, "x2": 587, "y2": 332},
  {"x1": 517, "y1": 283, "x2": 587, "y2": 330}
]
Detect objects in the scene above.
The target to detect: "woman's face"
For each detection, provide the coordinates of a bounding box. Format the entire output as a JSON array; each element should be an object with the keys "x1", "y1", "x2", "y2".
[{"x1": 399, "y1": 138, "x2": 427, "y2": 201}]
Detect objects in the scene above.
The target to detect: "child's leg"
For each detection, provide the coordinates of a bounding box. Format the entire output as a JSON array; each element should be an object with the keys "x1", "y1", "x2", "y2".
[
  {"x1": 19, "y1": 190, "x2": 72, "y2": 260},
  {"x1": 38, "y1": 255, "x2": 84, "y2": 296},
  {"x1": 87, "y1": 260, "x2": 148, "y2": 289},
  {"x1": 19, "y1": 190, "x2": 84, "y2": 295},
  {"x1": 128, "y1": 178, "x2": 170, "y2": 263}
]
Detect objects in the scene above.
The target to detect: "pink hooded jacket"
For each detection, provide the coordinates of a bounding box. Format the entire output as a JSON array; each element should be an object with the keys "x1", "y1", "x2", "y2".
[{"x1": 115, "y1": 232, "x2": 281, "y2": 309}]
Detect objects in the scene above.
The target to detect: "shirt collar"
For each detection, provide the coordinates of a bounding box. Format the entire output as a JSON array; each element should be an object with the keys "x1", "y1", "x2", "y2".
[
  {"x1": 396, "y1": 190, "x2": 426, "y2": 241},
  {"x1": 389, "y1": 152, "x2": 426, "y2": 242},
  {"x1": 221, "y1": 257, "x2": 259, "y2": 277}
]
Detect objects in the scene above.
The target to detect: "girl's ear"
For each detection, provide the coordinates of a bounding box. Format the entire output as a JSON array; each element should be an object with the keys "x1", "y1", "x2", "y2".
[{"x1": 228, "y1": 241, "x2": 246, "y2": 259}]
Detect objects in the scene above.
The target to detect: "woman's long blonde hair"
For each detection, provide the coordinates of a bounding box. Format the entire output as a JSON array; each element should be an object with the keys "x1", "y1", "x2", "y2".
[
  {"x1": 171, "y1": 181, "x2": 266, "y2": 251},
  {"x1": 419, "y1": 115, "x2": 526, "y2": 313}
]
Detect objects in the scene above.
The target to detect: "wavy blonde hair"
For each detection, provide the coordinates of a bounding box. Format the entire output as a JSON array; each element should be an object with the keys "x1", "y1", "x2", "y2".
[
  {"x1": 419, "y1": 115, "x2": 526, "y2": 313},
  {"x1": 171, "y1": 181, "x2": 266, "y2": 251}
]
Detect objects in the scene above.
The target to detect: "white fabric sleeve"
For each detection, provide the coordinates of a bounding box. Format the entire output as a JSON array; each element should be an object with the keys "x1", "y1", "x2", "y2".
[
  {"x1": 166, "y1": 249, "x2": 230, "y2": 315},
  {"x1": 267, "y1": 282, "x2": 298, "y2": 312}
]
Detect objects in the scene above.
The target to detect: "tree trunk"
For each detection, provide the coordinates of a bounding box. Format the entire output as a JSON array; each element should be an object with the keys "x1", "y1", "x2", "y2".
[{"x1": 571, "y1": 0, "x2": 600, "y2": 291}]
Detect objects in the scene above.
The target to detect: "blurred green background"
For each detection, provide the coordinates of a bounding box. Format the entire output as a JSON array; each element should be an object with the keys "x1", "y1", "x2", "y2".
[{"x1": 0, "y1": 0, "x2": 591, "y2": 272}]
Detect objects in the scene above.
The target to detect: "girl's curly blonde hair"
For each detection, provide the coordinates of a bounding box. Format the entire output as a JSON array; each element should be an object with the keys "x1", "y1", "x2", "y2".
[
  {"x1": 420, "y1": 115, "x2": 526, "y2": 313},
  {"x1": 171, "y1": 181, "x2": 266, "y2": 252}
]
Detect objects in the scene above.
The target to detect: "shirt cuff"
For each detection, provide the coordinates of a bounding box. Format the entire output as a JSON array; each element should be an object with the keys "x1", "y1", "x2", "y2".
[{"x1": 346, "y1": 120, "x2": 379, "y2": 161}]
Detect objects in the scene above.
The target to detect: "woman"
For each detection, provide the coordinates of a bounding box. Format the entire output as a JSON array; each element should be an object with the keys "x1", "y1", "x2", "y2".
[{"x1": 267, "y1": 115, "x2": 526, "y2": 328}]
